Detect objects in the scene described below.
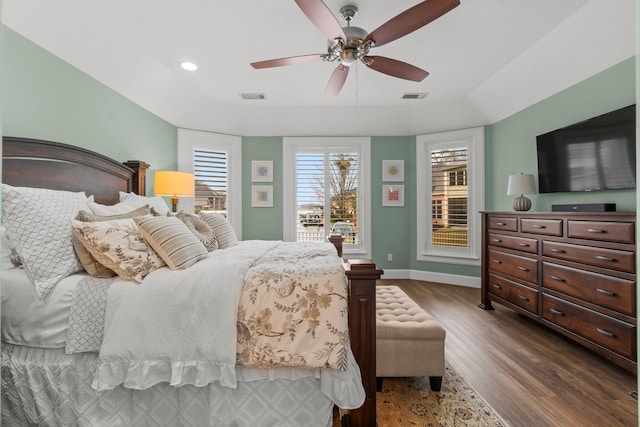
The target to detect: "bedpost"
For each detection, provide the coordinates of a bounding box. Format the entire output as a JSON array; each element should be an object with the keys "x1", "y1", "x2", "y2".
[
  {"x1": 123, "y1": 160, "x2": 150, "y2": 196},
  {"x1": 343, "y1": 259, "x2": 383, "y2": 427},
  {"x1": 328, "y1": 233, "x2": 345, "y2": 257}
]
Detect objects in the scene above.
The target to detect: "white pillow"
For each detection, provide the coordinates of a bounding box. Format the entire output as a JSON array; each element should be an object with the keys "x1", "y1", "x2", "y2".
[
  {"x1": 71, "y1": 218, "x2": 165, "y2": 282},
  {"x1": 119, "y1": 192, "x2": 171, "y2": 216},
  {"x1": 199, "y1": 212, "x2": 238, "y2": 249},
  {"x1": 135, "y1": 216, "x2": 208, "y2": 270},
  {"x1": 2, "y1": 184, "x2": 90, "y2": 299},
  {"x1": 1, "y1": 226, "x2": 17, "y2": 270}
]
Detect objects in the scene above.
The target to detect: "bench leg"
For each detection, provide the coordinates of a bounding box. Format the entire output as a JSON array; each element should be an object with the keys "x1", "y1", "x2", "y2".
[
  {"x1": 376, "y1": 377, "x2": 383, "y2": 392},
  {"x1": 429, "y1": 376, "x2": 443, "y2": 391}
]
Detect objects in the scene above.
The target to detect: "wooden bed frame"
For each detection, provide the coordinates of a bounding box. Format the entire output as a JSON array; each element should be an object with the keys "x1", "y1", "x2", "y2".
[{"x1": 2, "y1": 136, "x2": 382, "y2": 427}]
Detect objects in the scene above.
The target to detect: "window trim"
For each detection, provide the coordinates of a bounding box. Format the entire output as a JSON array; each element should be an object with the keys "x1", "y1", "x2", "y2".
[
  {"x1": 416, "y1": 127, "x2": 484, "y2": 265},
  {"x1": 178, "y1": 128, "x2": 243, "y2": 239},
  {"x1": 283, "y1": 136, "x2": 371, "y2": 258}
]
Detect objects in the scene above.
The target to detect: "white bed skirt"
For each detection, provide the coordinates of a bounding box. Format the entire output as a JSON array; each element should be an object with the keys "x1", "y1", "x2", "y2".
[{"x1": 1, "y1": 344, "x2": 362, "y2": 426}]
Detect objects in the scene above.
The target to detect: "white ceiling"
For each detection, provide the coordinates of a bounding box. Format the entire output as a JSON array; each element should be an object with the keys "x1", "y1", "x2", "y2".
[{"x1": 2, "y1": 0, "x2": 636, "y2": 136}]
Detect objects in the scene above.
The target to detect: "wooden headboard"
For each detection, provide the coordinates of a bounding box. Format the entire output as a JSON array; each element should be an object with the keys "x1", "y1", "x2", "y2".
[{"x1": 2, "y1": 136, "x2": 149, "y2": 205}]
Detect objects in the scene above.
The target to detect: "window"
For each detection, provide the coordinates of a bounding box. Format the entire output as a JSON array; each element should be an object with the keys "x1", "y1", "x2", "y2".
[
  {"x1": 416, "y1": 127, "x2": 484, "y2": 265},
  {"x1": 284, "y1": 137, "x2": 371, "y2": 257},
  {"x1": 177, "y1": 129, "x2": 242, "y2": 238}
]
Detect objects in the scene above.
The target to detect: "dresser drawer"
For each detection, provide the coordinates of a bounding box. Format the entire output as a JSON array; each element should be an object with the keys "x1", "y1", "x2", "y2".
[
  {"x1": 568, "y1": 220, "x2": 635, "y2": 244},
  {"x1": 488, "y1": 233, "x2": 538, "y2": 254},
  {"x1": 489, "y1": 274, "x2": 538, "y2": 314},
  {"x1": 520, "y1": 218, "x2": 563, "y2": 236},
  {"x1": 543, "y1": 241, "x2": 635, "y2": 274},
  {"x1": 543, "y1": 262, "x2": 636, "y2": 316},
  {"x1": 488, "y1": 249, "x2": 538, "y2": 284},
  {"x1": 488, "y1": 217, "x2": 517, "y2": 232},
  {"x1": 542, "y1": 294, "x2": 636, "y2": 359}
]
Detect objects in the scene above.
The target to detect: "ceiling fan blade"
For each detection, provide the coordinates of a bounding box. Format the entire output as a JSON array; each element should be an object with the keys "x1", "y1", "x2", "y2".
[
  {"x1": 325, "y1": 65, "x2": 349, "y2": 98},
  {"x1": 295, "y1": 0, "x2": 346, "y2": 41},
  {"x1": 365, "y1": 0, "x2": 460, "y2": 48},
  {"x1": 251, "y1": 54, "x2": 325, "y2": 69},
  {"x1": 364, "y1": 56, "x2": 429, "y2": 82}
]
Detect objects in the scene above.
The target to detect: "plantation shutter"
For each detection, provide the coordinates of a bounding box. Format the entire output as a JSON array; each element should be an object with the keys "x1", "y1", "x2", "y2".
[
  {"x1": 430, "y1": 147, "x2": 468, "y2": 248},
  {"x1": 193, "y1": 148, "x2": 228, "y2": 213}
]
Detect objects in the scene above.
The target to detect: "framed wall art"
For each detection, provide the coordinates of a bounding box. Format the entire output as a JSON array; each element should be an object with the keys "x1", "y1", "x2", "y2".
[
  {"x1": 382, "y1": 160, "x2": 404, "y2": 182},
  {"x1": 252, "y1": 160, "x2": 273, "y2": 182},
  {"x1": 251, "y1": 185, "x2": 273, "y2": 207},
  {"x1": 382, "y1": 185, "x2": 404, "y2": 207}
]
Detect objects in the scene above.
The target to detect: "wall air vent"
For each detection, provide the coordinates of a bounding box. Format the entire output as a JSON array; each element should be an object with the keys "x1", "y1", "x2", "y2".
[
  {"x1": 402, "y1": 93, "x2": 428, "y2": 100},
  {"x1": 240, "y1": 93, "x2": 266, "y2": 100}
]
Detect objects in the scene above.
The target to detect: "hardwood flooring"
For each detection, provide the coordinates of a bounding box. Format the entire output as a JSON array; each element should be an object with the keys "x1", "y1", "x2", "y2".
[{"x1": 381, "y1": 278, "x2": 638, "y2": 427}]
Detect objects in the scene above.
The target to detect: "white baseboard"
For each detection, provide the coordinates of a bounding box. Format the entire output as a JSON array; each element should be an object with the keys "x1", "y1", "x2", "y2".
[{"x1": 380, "y1": 269, "x2": 481, "y2": 289}]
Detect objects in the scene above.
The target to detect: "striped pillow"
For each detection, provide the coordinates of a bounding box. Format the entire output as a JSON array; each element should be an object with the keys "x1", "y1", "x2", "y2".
[
  {"x1": 199, "y1": 212, "x2": 238, "y2": 249},
  {"x1": 135, "y1": 216, "x2": 208, "y2": 270}
]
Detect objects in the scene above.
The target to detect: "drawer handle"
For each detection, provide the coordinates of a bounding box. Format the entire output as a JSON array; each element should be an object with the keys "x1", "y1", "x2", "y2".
[
  {"x1": 518, "y1": 243, "x2": 529, "y2": 247},
  {"x1": 532, "y1": 225, "x2": 546, "y2": 229},
  {"x1": 517, "y1": 266, "x2": 529, "y2": 271},
  {"x1": 492, "y1": 238, "x2": 502, "y2": 243},
  {"x1": 596, "y1": 328, "x2": 615, "y2": 338},
  {"x1": 550, "y1": 248, "x2": 565, "y2": 253},
  {"x1": 596, "y1": 288, "x2": 616, "y2": 296},
  {"x1": 595, "y1": 255, "x2": 614, "y2": 262},
  {"x1": 496, "y1": 222, "x2": 506, "y2": 226},
  {"x1": 493, "y1": 259, "x2": 502, "y2": 264},
  {"x1": 549, "y1": 308, "x2": 564, "y2": 316},
  {"x1": 550, "y1": 275, "x2": 565, "y2": 282},
  {"x1": 587, "y1": 229, "x2": 605, "y2": 234},
  {"x1": 517, "y1": 295, "x2": 529, "y2": 301},
  {"x1": 492, "y1": 284, "x2": 502, "y2": 290}
]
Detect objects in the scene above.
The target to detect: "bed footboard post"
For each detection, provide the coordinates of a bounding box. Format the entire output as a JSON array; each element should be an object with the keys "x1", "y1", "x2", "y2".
[
  {"x1": 343, "y1": 259, "x2": 383, "y2": 427},
  {"x1": 123, "y1": 160, "x2": 150, "y2": 196},
  {"x1": 328, "y1": 233, "x2": 345, "y2": 257}
]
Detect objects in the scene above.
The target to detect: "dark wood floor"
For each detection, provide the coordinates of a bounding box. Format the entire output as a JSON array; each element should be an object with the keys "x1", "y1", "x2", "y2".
[{"x1": 382, "y1": 279, "x2": 638, "y2": 427}]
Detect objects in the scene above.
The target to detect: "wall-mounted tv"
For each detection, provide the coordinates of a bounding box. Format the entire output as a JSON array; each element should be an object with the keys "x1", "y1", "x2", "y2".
[{"x1": 536, "y1": 104, "x2": 636, "y2": 193}]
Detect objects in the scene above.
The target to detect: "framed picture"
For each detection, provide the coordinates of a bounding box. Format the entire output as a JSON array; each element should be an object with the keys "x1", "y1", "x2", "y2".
[
  {"x1": 252, "y1": 185, "x2": 273, "y2": 207},
  {"x1": 252, "y1": 160, "x2": 273, "y2": 182},
  {"x1": 382, "y1": 160, "x2": 404, "y2": 182},
  {"x1": 382, "y1": 185, "x2": 404, "y2": 207}
]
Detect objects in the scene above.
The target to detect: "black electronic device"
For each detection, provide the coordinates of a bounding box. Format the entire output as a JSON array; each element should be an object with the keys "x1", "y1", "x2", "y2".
[
  {"x1": 551, "y1": 203, "x2": 616, "y2": 212},
  {"x1": 536, "y1": 105, "x2": 636, "y2": 193}
]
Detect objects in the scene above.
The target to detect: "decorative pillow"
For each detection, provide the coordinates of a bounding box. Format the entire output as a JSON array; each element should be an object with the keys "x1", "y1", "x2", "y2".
[
  {"x1": 119, "y1": 192, "x2": 171, "y2": 216},
  {"x1": 199, "y1": 212, "x2": 239, "y2": 249},
  {"x1": 71, "y1": 218, "x2": 165, "y2": 282},
  {"x1": 175, "y1": 212, "x2": 218, "y2": 251},
  {"x1": 135, "y1": 216, "x2": 208, "y2": 270},
  {"x1": 2, "y1": 184, "x2": 90, "y2": 299},
  {"x1": 71, "y1": 206, "x2": 151, "y2": 278}
]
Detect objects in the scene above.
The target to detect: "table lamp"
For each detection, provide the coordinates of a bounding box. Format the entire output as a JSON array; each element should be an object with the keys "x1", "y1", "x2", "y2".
[
  {"x1": 507, "y1": 173, "x2": 536, "y2": 211},
  {"x1": 154, "y1": 171, "x2": 195, "y2": 212}
]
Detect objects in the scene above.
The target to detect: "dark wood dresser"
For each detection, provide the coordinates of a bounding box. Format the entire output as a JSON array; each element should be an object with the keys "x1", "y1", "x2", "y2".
[{"x1": 480, "y1": 211, "x2": 637, "y2": 373}]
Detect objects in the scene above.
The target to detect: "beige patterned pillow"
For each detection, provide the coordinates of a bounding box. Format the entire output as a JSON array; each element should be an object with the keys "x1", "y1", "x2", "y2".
[
  {"x1": 71, "y1": 218, "x2": 165, "y2": 282},
  {"x1": 199, "y1": 212, "x2": 238, "y2": 249},
  {"x1": 175, "y1": 212, "x2": 218, "y2": 251},
  {"x1": 71, "y1": 205, "x2": 152, "y2": 278},
  {"x1": 135, "y1": 216, "x2": 208, "y2": 270}
]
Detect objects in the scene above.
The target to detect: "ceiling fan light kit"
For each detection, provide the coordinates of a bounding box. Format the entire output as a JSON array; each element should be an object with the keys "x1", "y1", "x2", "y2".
[{"x1": 251, "y1": 0, "x2": 460, "y2": 97}]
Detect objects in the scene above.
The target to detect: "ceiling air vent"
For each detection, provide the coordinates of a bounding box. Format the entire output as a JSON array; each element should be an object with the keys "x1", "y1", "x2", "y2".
[
  {"x1": 402, "y1": 93, "x2": 428, "y2": 100},
  {"x1": 240, "y1": 93, "x2": 266, "y2": 100}
]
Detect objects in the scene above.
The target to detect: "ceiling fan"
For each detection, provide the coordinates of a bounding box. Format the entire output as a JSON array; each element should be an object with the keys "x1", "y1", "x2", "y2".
[{"x1": 250, "y1": 0, "x2": 461, "y2": 98}]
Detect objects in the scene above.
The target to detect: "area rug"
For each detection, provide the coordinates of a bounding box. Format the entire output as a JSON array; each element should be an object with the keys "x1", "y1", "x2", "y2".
[{"x1": 335, "y1": 363, "x2": 508, "y2": 426}]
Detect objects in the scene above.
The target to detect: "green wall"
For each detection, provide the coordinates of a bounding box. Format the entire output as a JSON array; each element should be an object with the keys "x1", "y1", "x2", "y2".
[
  {"x1": 487, "y1": 57, "x2": 636, "y2": 212},
  {"x1": 2, "y1": 27, "x2": 177, "y2": 194}
]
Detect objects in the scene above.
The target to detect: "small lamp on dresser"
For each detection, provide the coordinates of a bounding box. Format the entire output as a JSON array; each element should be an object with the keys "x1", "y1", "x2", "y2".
[
  {"x1": 154, "y1": 171, "x2": 195, "y2": 212},
  {"x1": 507, "y1": 173, "x2": 537, "y2": 211}
]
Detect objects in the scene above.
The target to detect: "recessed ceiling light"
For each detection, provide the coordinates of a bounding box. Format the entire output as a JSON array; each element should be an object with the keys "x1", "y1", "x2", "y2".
[
  {"x1": 240, "y1": 93, "x2": 266, "y2": 100},
  {"x1": 180, "y1": 61, "x2": 198, "y2": 71},
  {"x1": 402, "y1": 93, "x2": 428, "y2": 100}
]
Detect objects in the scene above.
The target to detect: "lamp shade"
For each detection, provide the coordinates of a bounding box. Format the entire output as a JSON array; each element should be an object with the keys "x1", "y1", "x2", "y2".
[
  {"x1": 507, "y1": 174, "x2": 537, "y2": 196},
  {"x1": 154, "y1": 171, "x2": 195, "y2": 197}
]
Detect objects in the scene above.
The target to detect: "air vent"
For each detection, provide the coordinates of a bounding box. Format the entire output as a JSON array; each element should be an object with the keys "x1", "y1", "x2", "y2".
[
  {"x1": 402, "y1": 93, "x2": 428, "y2": 100},
  {"x1": 240, "y1": 93, "x2": 266, "y2": 100}
]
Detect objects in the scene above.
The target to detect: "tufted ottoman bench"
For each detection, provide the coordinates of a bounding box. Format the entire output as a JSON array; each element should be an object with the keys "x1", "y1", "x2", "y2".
[{"x1": 376, "y1": 285, "x2": 446, "y2": 391}]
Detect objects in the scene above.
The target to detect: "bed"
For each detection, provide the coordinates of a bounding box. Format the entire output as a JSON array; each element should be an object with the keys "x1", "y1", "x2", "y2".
[{"x1": 1, "y1": 136, "x2": 381, "y2": 426}]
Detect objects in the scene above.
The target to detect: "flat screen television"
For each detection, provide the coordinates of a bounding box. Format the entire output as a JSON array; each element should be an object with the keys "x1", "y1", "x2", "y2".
[{"x1": 536, "y1": 104, "x2": 636, "y2": 193}]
